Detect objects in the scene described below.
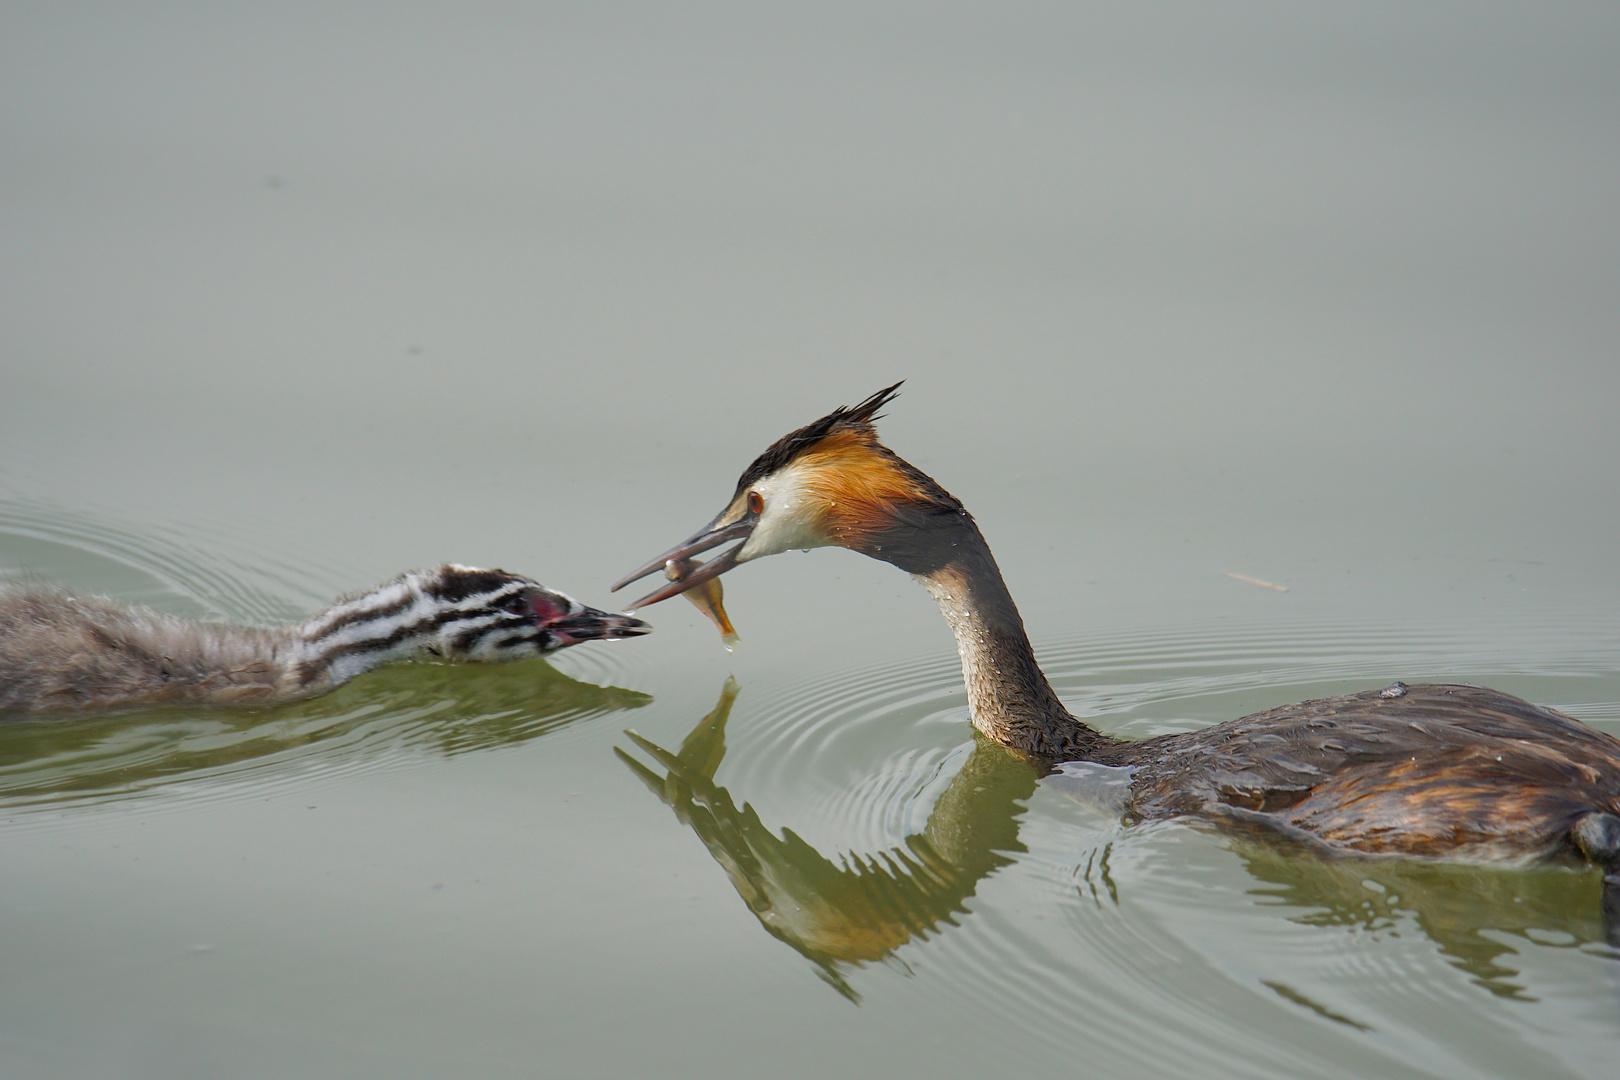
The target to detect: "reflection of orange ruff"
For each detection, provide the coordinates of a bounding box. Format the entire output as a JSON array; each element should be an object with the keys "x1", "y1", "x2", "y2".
[
  {"x1": 618, "y1": 676, "x2": 1027, "y2": 989},
  {"x1": 798, "y1": 430, "x2": 933, "y2": 547},
  {"x1": 775, "y1": 875, "x2": 941, "y2": 962}
]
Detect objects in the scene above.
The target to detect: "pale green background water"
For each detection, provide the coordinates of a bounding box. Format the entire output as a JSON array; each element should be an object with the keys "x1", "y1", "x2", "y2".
[{"x1": 3, "y1": 4, "x2": 1619, "y2": 1077}]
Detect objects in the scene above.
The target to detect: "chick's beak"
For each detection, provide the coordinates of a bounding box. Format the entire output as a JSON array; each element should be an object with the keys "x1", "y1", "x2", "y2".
[
  {"x1": 611, "y1": 515, "x2": 753, "y2": 610},
  {"x1": 541, "y1": 605, "x2": 652, "y2": 644}
]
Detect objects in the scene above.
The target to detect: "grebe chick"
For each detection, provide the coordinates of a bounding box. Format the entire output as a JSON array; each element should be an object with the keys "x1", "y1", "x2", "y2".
[
  {"x1": 614, "y1": 385, "x2": 1620, "y2": 875},
  {"x1": 1, "y1": 565, "x2": 649, "y2": 716}
]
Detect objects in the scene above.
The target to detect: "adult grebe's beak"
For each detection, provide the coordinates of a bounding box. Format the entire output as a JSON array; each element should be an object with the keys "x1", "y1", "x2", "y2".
[{"x1": 611, "y1": 514, "x2": 754, "y2": 611}]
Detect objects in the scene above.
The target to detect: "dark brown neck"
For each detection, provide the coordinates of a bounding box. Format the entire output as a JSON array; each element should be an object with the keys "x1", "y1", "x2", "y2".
[{"x1": 868, "y1": 507, "x2": 1108, "y2": 761}]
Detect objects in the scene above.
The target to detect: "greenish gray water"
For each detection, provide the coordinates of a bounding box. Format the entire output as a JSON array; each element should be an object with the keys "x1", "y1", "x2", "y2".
[{"x1": 3, "y1": 4, "x2": 1619, "y2": 1077}]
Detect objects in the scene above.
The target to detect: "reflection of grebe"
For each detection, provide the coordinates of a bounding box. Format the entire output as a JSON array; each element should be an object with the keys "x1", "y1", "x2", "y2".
[
  {"x1": 619, "y1": 679, "x2": 1035, "y2": 999},
  {"x1": 2, "y1": 565, "x2": 648, "y2": 715},
  {"x1": 616, "y1": 385, "x2": 1620, "y2": 874}
]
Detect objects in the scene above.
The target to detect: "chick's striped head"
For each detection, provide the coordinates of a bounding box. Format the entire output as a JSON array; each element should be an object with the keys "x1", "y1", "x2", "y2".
[{"x1": 294, "y1": 566, "x2": 649, "y2": 687}]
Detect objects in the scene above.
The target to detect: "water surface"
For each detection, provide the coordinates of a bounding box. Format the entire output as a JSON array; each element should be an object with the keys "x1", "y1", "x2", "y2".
[{"x1": 3, "y1": 4, "x2": 1619, "y2": 1078}]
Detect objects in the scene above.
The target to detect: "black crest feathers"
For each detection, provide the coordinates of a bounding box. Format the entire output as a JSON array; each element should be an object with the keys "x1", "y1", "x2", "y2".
[{"x1": 731, "y1": 382, "x2": 903, "y2": 497}]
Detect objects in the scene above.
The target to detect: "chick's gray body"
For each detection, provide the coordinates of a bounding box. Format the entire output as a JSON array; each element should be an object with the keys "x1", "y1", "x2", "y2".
[{"x1": 0, "y1": 566, "x2": 649, "y2": 716}]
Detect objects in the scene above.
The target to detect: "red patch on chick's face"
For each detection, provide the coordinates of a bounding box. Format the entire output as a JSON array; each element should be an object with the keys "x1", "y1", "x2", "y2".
[{"x1": 524, "y1": 592, "x2": 568, "y2": 623}]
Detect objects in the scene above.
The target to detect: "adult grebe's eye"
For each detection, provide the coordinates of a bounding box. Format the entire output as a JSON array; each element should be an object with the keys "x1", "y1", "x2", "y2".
[{"x1": 746, "y1": 490, "x2": 764, "y2": 515}]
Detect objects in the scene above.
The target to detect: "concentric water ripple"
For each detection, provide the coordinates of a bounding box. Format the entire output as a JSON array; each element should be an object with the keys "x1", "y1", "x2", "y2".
[
  {"x1": 708, "y1": 610, "x2": 1620, "y2": 857},
  {"x1": 0, "y1": 495, "x2": 339, "y2": 623},
  {"x1": 624, "y1": 610, "x2": 1620, "y2": 1070}
]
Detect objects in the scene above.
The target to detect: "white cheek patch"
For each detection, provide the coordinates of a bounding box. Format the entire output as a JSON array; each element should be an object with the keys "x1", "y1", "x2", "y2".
[{"x1": 738, "y1": 467, "x2": 835, "y2": 561}]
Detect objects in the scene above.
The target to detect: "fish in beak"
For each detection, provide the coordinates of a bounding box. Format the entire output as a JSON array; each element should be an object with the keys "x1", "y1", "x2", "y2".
[
  {"x1": 611, "y1": 382, "x2": 909, "y2": 636},
  {"x1": 665, "y1": 556, "x2": 740, "y2": 650},
  {"x1": 610, "y1": 509, "x2": 755, "y2": 612}
]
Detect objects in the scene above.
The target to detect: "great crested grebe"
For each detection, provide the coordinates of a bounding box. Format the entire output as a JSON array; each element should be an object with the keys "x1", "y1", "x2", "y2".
[
  {"x1": 1, "y1": 565, "x2": 649, "y2": 715},
  {"x1": 614, "y1": 384, "x2": 1620, "y2": 880}
]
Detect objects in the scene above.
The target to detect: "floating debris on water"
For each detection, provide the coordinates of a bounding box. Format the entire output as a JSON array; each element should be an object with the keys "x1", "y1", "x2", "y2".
[{"x1": 1226, "y1": 572, "x2": 1290, "y2": 593}]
